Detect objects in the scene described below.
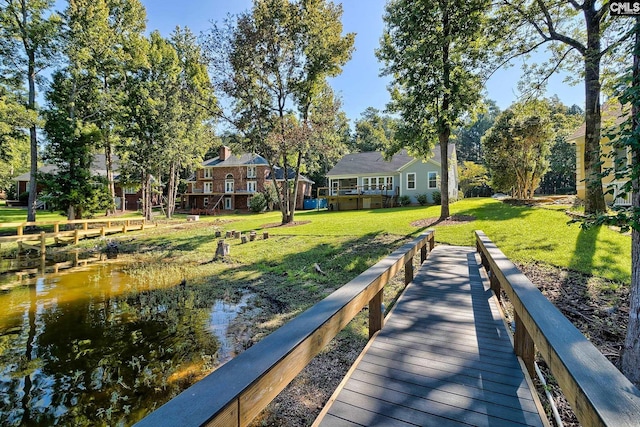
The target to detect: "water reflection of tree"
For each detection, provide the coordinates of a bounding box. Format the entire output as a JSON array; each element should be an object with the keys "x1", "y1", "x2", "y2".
[{"x1": 0, "y1": 279, "x2": 224, "y2": 426}]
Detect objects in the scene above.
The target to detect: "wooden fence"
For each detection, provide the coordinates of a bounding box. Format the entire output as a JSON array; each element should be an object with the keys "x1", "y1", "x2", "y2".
[
  {"x1": 475, "y1": 230, "x2": 640, "y2": 427},
  {"x1": 0, "y1": 217, "x2": 150, "y2": 254},
  {"x1": 135, "y1": 231, "x2": 435, "y2": 427}
]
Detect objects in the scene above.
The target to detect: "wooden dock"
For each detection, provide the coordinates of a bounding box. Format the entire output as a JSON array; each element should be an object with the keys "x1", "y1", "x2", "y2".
[{"x1": 315, "y1": 246, "x2": 546, "y2": 427}]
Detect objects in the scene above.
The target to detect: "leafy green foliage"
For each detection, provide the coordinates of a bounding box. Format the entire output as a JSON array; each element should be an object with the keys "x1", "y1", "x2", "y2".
[
  {"x1": 350, "y1": 107, "x2": 397, "y2": 153},
  {"x1": 459, "y1": 161, "x2": 489, "y2": 197},
  {"x1": 483, "y1": 99, "x2": 555, "y2": 199},
  {"x1": 249, "y1": 192, "x2": 267, "y2": 213},
  {"x1": 398, "y1": 195, "x2": 411, "y2": 206},
  {"x1": 416, "y1": 194, "x2": 428, "y2": 206},
  {"x1": 432, "y1": 190, "x2": 441, "y2": 205},
  {"x1": 454, "y1": 99, "x2": 500, "y2": 164}
]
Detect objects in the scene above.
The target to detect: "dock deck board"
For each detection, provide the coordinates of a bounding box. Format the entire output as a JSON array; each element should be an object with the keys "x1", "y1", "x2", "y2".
[{"x1": 317, "y1": 246, "x2": 546, "y2": 427}]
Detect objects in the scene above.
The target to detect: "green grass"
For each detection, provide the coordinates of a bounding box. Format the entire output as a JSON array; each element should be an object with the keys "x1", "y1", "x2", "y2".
[
  {"x1": 194, "y1": 198, "x2": 630, "y2": 282},
  {"x1": 0, "y1": 198, "x2": 631, "y2": 282}
]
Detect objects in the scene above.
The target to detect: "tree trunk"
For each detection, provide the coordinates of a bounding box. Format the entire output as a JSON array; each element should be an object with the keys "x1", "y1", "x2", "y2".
[
  {"x1": 439, "y1": 7, "x2": 450, "y2": 220},
  {"x1": 621, "y1": 21, "x2": 640, "y2": 386},
  {"x1": 166, "y1": 161, "x2": 177, "y2": 219},
  {"x1": 27, "y1": 52, "x2": 37, "y2": 223},
  {"x1": 105, "y1": 141, "x2": 116, "y2": 214},
  {"x1": 582, "y1": 6, "x2": 606, "y2": 214}
]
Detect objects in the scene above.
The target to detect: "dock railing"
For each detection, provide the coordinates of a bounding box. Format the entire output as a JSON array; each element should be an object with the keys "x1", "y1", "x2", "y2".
[
  {"x1": 135, "y1": 231, "x2": 435, "y2": 427},
  {"x1": 475, "y1": 230, "x2": 640, "y2": 427}
]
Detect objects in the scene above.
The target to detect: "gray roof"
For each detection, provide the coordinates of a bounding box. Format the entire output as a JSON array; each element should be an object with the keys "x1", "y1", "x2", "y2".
[
  {"x1": 203, "y1": 153, "x2": 270, "y2": 167},
  {"x1": 327, "y1": 144, "x2": 454, "y2": 176},
  {"x1": 267, "y1": 166, "x2": 314, "y2": 184}
]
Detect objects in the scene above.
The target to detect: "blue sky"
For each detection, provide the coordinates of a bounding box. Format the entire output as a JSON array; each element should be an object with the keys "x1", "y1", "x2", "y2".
[{"x1": 141, "y1": 0, "x2": 584, "y2": 122}]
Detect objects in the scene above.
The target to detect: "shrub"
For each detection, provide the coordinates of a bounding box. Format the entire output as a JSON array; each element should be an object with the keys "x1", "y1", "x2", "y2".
[
  {"x1": 416, "y1": 194, "x2": 428, "y2": 206},
  {"x1": 398, "y1": 195, "x2": 411, "y2": 206},
  {"x1": 249, "y1": 193, "x2": 267, "y2": 213},
  {"x1": 432, "y1": 190, "x2": 441, "y2": 205},
  {"x1": 18, "y1": 191, "x2": 29, "y2": 203}
]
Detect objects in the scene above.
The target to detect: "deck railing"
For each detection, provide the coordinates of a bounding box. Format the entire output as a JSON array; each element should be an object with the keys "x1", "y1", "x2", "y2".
[
  {"x1": 135, "y1": 231, "x2": 435, "y2": 427},
  {"x1": 475, "y1": 230, "x2": 640, "y2": 427}
]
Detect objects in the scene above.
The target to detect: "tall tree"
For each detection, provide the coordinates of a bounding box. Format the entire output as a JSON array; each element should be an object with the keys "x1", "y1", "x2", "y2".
[
  {"x1": 165, "y1": 26, "x2": 216, "y2": 218},
  {"x1": 124, "y1": 31, "x2": 182, "y2": 220},
  {"x1": 350, "y1": 107, "x2": 397, "y2": 153},
  {"x1": 494, "y1": 0, "x2": 634, "y2": 213},
  {"x1": 0, "y1": 0, "x2": 60, "y2": 221},
  {"x1": 483, "y1": 99, "x2": 555, "y2": 199},
  {"x1": 377, "y1": 0, "x2": 490, "y2": 220},
  {"x1": 204, "y1": 0, "x2": 354, "y2": 224}
]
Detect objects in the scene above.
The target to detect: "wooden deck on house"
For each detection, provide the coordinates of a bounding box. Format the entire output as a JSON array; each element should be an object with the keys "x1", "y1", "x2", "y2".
[{"x1": 315, "y1": 246, "x2": 546, "y2": 427}]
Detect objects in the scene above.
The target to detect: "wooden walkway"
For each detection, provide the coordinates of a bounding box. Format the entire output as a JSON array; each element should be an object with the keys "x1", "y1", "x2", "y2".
[{"x1": 316, "y1": 246, "x2": 546, "y2": 427}]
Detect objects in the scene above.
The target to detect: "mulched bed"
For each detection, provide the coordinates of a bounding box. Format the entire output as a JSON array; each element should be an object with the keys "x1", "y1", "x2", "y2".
[{"x1": 410, "y1": 214, "x2": 476, "y2": 228}]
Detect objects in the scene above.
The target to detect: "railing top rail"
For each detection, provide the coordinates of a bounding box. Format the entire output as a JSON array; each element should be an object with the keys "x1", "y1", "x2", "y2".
[
  {"x1": 475, "y1": 230, "x2": 640, "y2": 427},
  {"x1": 136, "y1": 231, "x2": 434, "y2": 427}
]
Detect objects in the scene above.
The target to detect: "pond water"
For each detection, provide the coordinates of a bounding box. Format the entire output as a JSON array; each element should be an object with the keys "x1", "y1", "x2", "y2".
[{"x1": 0, "y1": 262, "x2": 251, "y2": 426}]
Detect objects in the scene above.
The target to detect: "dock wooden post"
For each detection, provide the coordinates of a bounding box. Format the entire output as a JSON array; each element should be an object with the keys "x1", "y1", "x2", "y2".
[
  {"x1": 369, "y1": 288, "x2": 384, "y2": 338},
  {"x1": 404, "y1": 258, "x2": 413, "y2": 285},
  {"x1": 263, "y1": 231, "x2": 269, "y2": 239},
  {"x1": 74, "y1": 229, "x2": 80, "y2": 245},
  {"x1": 489, "y1": 271, "x2": 501, "y2": 301},
  {"x1": 420, "y1": 245, "x2": 427, "y2": 263},
  {"x1": 514, "y1": 312, "x2": 535, "y2": 378},
  {"x1": 40, "y1": 232, "x2": 46, "y2": 255}
]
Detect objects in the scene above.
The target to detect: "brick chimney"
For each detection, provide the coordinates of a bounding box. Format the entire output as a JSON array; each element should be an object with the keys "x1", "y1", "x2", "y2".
[{"x1": 220, "y1": 146, "x2": 231, "y2": 160}]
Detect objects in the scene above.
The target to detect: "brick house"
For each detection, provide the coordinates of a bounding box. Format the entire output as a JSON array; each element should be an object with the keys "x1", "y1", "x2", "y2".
[{"x1": 181, "y1": 146, "x2": 314, "y2": 211}]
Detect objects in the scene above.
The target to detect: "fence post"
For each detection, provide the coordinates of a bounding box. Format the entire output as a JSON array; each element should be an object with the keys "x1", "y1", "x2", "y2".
[
  {"x1": 40, "y1": 232, "x2": 46, "y2": 255},
  {"x1": 420, "y1": 240, "x2": 427, "y2": 263},
  {"x1": 404, "y1": 258, "x2": 413, "y2": 285},
  {"x1": 74, "y1": 229, "x2": 80, "y2": 245},
  {"x1": 514, "y1": 312, "x2": 535, "y2": 378},
  {"x1": 369, "y1": 288, "x2": 384, "y2": 338}
]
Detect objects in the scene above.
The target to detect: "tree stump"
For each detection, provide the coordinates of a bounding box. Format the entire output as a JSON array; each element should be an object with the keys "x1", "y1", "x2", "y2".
[
  {"x1": 215, "y1": 230, "x2": 222, "y2": 238},
  {"x1": 215, "y1": 239, "x2": 230, "y2": 259},
  {"x1": 249, "y1": 231, "x2": 257, "y2": 242},
  {"x1": 226, "y1": 231, "x2": 232, "y2": 238},
  {"x1": 263, "y1": 231, "x2": 269, "y2": 239},
  {"x1": 241, "y1": 235, "x2": 248, "y2": 244},
  {"x1": 233, "y1": 231, "x2": 241, "y2": 239}
]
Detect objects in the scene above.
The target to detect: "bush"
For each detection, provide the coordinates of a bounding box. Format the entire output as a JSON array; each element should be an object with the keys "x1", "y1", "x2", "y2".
[
  {"x1": 416, "y1": 194, "x2": 428, "y2": 206},
  {"x1": 458, "y1": 190, "x2": 464, "y2": 201},
  {"x1": 398, "y1": 195, "x2": 411, "y2": 206},
  {"x1": 249, "y1": 193, "x2": 267, "y2": 213},
  {"x1": 432, "y1": 190, "x2": 441, "y2": 205},
  {"x1": 18, "y1": 191, "x2": 29, "y2": 203}
]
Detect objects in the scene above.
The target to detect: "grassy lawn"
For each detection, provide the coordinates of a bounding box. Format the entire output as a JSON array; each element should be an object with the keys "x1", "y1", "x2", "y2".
[
  {"x1": 197, "y1": 198, "x2": 630, "y2": 282},
  {"x1": 0, "y1": 198, "x2": 630, "y2": 283}
]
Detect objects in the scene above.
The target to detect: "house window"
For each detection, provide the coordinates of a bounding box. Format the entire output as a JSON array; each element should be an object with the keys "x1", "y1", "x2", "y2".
[
  {"x1": 204, "y1": 182, "x2": 213, "y2": 193},
  {"x1": 123, "y1": 186, "x2": 137, "y2": 194},
  {"x1": 204, "y1": 197, "x2": 209, "y2": 207},
  {"x1": 385, "y1": 176, "x2": 393, "y2": 190},
  {"x1": 203, "y1": 168, "x2": 212, "y2": 179},
  {"x1": 428, "y1": 172, "x2": 438, "y2": 189},
  {"x1": 247, "y1": 165, "x2": 257, "y2": 178},
  {"x1": 225, "y1": 174, "x2": 234, "y2": 193},
  {"x1": 407, "y1": 173, "x2": 416, "y2": 190},
  {"x1": 247, "y1": 181, "x2": 257, "y2": 193}
]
